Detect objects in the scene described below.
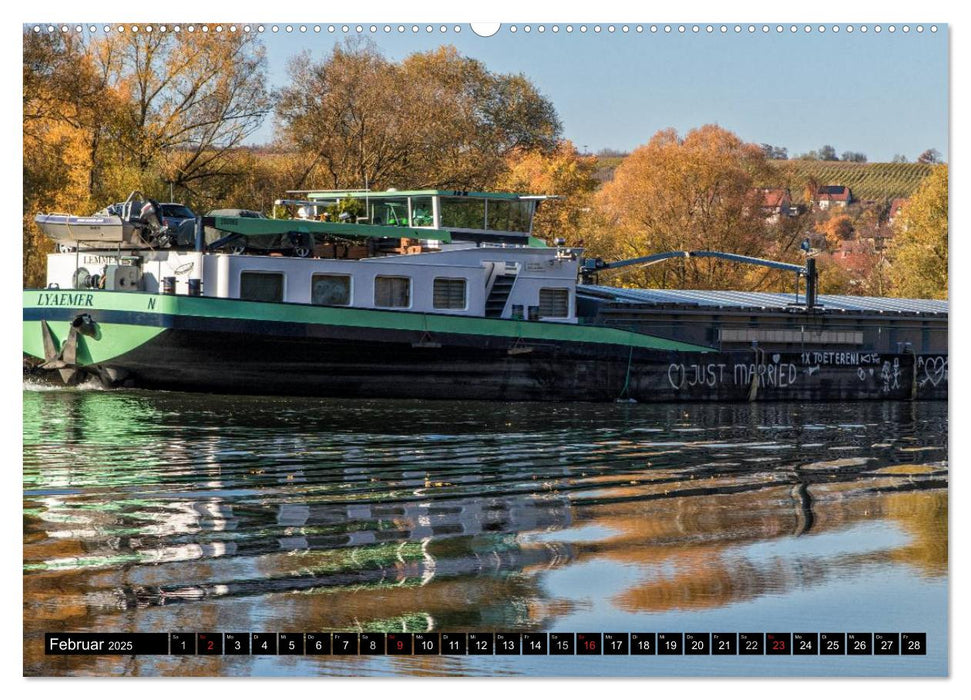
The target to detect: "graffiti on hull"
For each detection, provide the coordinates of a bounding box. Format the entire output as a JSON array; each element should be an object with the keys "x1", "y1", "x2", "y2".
[
  {"x1": 662, "y1": 351, "x2": 945, "y2": 398},
  {"x1": 917, "y1": 355, "x2": 948, "y2": 388}
]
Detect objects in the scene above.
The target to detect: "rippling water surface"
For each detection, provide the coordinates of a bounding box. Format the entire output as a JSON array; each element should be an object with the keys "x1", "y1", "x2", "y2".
[{"x1": 23, "y1": 386, "x2": 947, "y2": 676}]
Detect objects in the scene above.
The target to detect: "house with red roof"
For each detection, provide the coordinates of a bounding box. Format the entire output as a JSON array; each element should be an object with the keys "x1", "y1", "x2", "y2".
[
  {"x1": 760, "y1": 188, "x2": 792, "y2": 222},
  {"x1": 888, "y1": 198, "x2": 908, "y2": 226},
  {"x1": 751, "y1": 187, "x2": 797, "y2": 222},
  {"x1": 814, "y1": 185, "x2": 853, "y2": 210}
]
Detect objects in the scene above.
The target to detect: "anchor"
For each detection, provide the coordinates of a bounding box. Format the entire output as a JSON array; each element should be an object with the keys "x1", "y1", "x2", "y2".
[{"x1": 39, "y1": 314, "x2": 97, "y2": 385}]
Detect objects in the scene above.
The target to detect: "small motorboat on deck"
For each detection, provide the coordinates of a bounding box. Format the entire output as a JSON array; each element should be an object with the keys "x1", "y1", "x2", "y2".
[{"x1": 34, "y1": 191, "x2": 176, "y2": 251}]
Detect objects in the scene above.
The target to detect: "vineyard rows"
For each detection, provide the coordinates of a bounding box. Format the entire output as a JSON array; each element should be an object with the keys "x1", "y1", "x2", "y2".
[
  {"x1": 594, "y1": 157, "x2": 935, "y2": 203},
  {"x1": 768, "y1": 161, "x2": 935, "y2": 203}
]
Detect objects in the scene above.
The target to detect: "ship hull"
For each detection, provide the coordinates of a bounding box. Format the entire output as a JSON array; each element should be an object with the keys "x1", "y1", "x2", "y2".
[{"x1": 23, "y1": 291, "x2": 947, "y2": 402}]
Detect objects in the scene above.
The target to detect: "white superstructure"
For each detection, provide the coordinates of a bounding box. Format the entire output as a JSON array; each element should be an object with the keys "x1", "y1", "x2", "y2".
[{"x1": 44, "y1": 245, "x2": 581, "y2": 323}]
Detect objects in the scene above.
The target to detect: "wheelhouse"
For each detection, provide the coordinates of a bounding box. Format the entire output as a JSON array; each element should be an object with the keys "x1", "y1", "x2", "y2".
[{"x1": 276, "y1": 189, "x2": 554, "y2": 245}]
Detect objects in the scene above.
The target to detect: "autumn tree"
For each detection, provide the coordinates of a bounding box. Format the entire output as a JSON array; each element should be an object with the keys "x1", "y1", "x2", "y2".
[
  {"x1": 497, "y1": 141, "x2": 598, "y2": 245},
  {"x1": 591, "y1": 125, "x2": 801, "y2": 290},
  {"x1": 820, "y1": 214, "x2": 855, "y2": 250},
  {"x1": 274, "y1": 40, "x2": 561, "y2": 191},
  {"x1": 98, "y1": 26, "x2": 271, "y2": 196},
  {"x1": 23, "y1": 28, "x2": 271, "y2": 286},
  {"x1": 917, "y1": 148, "x2": 943, "y2": 165},
  {"x1": 802, "y1": 174, "x2": 821, "y2": 206},
  {"x1": 23, "y1": 30, "x2": 113, "y2": 286},
  {"x1": 889, "y1": 165, "x2": 948, "y2": 298},
  {"x1": 815, "y1": 253, "x2": 854, "y2": 294}
]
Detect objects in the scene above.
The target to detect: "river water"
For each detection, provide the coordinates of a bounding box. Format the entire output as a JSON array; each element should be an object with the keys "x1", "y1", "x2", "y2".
[{"x1": 23, "y1": 385, "x2": 948, "y2": 676}]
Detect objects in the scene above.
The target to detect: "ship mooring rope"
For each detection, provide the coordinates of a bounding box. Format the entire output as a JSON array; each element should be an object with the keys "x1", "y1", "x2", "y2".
[{"x1": 619, "y1": 345, "x2": 634, "y2": 400}]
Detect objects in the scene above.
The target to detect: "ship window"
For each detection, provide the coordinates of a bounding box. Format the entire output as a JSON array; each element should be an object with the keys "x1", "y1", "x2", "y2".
[
  {"x1": 311, "y1": 274, "x2": 351, "y2": 306},
  {"x1": 486, "y1": 200, "x2": 532, "y2": 233},
  {"x1": 538, "y1": 288, "x2": 570, "y2": 318},
  {"x1": 240, "y1": 272, "x2": 284, "y2": 302},
  {"x1": 433, "y1": 278, "x2": 467, "y2": 310},
  {"x1": 409, "y1": 196, "x2": 435, "y2": 227},
  {"x1": 369, "y1": 197, "x2": 409, "y2": 227},
  {"x1": 440, "y1": 197, "x2": 486, "y2": 230},
  {"x1": 374, "y1": 276, "x2": 411, "y2": 308}
]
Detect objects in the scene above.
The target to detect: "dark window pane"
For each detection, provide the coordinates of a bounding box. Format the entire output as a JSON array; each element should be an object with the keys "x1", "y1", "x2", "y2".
[
  {"x1": 433, "y1": 278, "x2": 467, "y2": 309},
  {"x1": 538, "y1": 288, "x2": 569, "y2": 317},
  {"x1": 509, "y1": 201, "x2": 532, "y2": 232},
  {"x1": 312, "y1": 274, "x2": 351, "y2": 306},
  {"x1": 160, "y1": 204, "x2": 195, "y2": 218},
  {"x1": 240, "y1": 272, "x2": 284, "y2": 302},
  {"x1": 441, "y1": 197, "x2": 486, "y2": 229},
  {"x1": 375, "y1": 276, "x2": 410, "y2": 308},
  {"x1": 485, "y1": 200, "x2": 532, "y2": 233},
  {"x1": 487, "y1": 200, "x2": 510, "y2": 231}
]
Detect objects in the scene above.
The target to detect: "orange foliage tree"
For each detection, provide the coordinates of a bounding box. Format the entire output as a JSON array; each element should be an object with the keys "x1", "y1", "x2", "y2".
[
  {"x1": 591, "y1": 125, "x2": 802, "y2": 290},
  {"x1": 497, "y1": 141, "x2": 599, "y2": 245},
  {"x1": 23, "y1": 27, "x2": 271, "y2": 287},
  {"x1": 820, "y1": 213, "x2": 855, "y2": 250}
]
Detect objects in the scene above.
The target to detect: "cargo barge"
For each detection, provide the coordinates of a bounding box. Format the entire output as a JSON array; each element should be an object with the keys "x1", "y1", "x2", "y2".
[{"x1": 24, "y1": 189, "x2": 947, "y2": 401}]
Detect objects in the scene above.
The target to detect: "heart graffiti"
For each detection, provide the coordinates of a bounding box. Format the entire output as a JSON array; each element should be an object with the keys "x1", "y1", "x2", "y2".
[{"x1": 919, "y1": 356, "x2": 948, "y2": 387}]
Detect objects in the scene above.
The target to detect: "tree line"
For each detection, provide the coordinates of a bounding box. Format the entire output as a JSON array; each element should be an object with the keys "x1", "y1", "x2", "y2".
[
  {"x1": 23, "y1": 30, "x2": 947, "y2": 298},
  {"x1": 758, "y1": 144, "x2": 944, "y2": 164}
]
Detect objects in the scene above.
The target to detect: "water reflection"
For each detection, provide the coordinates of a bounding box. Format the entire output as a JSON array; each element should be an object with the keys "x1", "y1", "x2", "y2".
[{"x1": 23, "y1": 389, "x2": 947, "y2": 676}]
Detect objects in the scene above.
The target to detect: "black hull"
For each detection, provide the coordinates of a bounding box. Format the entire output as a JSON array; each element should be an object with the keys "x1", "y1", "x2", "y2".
[{"x1": 101, "y1": 327, "x2": 947, "y2": 402}]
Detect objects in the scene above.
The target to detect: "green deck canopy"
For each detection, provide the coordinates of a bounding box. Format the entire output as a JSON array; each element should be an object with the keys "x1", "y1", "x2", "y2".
[{"x1": 207, "y1": 216, "x2": 453, "y2": 243}]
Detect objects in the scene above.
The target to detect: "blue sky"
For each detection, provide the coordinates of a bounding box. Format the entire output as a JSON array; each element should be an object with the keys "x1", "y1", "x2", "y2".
[{"x1": 256, "y1": 23, "x2": 948, "y2": 162}]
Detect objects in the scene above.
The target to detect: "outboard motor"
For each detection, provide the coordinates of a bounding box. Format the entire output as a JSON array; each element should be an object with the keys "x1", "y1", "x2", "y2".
[
  {"x1": 139, "y1": 200, "x2": 162, "y2": 228},
  {"x1": 136, "y1": 199, "x2": 173, "y2": 248}
]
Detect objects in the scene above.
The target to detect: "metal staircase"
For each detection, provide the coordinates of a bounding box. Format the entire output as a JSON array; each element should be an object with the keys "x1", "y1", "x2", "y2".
[{"x1": 485, "y1": 274, "x2": 516, "y2": 318}]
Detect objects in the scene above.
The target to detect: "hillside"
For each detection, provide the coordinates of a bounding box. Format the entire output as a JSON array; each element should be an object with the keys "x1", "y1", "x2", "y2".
[
  {"x1": 766, "y1": 161, "x2": 935, "y2": 203},
  {"x1": 593, "y1": 156, "x2": 934, "y2": 202}
]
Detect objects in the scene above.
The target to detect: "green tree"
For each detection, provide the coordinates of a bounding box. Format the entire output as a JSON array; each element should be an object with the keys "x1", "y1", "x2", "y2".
[
  {"x1": 889, "y1": 165, "x2": 948, "y2": 298},
  {"x1": 760, "y1": 144, "x2": 789, "y2": 160},
  {"x1": 819, "y1": 145, "x2": 838, "y2": 161}
]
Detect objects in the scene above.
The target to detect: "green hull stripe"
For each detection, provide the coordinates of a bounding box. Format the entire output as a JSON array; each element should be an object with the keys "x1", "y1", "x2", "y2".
[
  {"x1": 23, "y1": 290, "x2": 711, "y2": 353},
  {"x1": 23, "y1": 320, "x2": 164, "y2": 364}
]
